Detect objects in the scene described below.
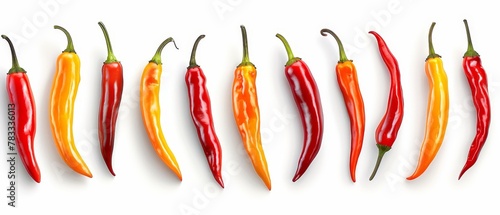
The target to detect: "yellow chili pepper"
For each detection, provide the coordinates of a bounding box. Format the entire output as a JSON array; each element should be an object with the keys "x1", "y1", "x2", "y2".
[
  {"x1": 50, "y1": 25, "x2": 92, "y2": 178},
  {"x1": 140, "y1": 37, "x2": 182, "y2": 180},
  {"x1": 407, "y1": 22, "x2": 449, "y2": 180},
  {"x1": 232, "y1": 25, "x2": 271, "y2": 190}
]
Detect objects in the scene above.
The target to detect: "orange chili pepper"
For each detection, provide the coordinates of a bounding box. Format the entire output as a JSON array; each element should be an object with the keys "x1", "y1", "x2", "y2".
[
  {"x1": 407, "y1": 22, "x2": 449, "y2": 180},
  {"x1": 321, "y1": 28, "x2": 366, "y2": 182},
  {"x1": 232, "y1": 25, "x2": 271, "y2": 190},
  {"x1": 50, "y1": 25, "x2": 92, "y2": 178},
  {"x1": 140, "y1": 37, "x2": 182, "y2": 180}
]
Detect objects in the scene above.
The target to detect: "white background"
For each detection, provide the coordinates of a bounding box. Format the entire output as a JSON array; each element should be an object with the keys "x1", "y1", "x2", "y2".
[{"x1": 1, "y1": 0, "x2": 500, "y2": 214}]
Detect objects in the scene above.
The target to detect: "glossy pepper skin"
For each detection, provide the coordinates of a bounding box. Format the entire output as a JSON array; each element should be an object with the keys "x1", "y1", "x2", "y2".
[
  {"x1": 458, "y1": 19, "x2": 491, "y2": 179},
  {"x1": 232, "y1": 25, "x2": 271, "y2": 190},
  {"x1": 140, "y1": 37, "x2": 182, "y2": 180},
  {"x1": 368, "y1": 31, "x2": 404, "y2": 181},
  {"x1": 407, "y1": 22, "x2": 449, "y2": 180},
  {"x1": 275, "y1": 33, "x2": 324, "y2": 182},
  {"x1": 50, "y1": 25, "x2": 92, "y2": 178},
  {"x1": 185, "y1": 35, "x2": 224, "y2": 188},
  {"x1": 2, "y1": 35, "x2": 41, "y2": 183},
  {"x1": 97, "y1": 22, "x2": 124, "y2": 176},
  {"x1": 321, "y1": 29, "x2": 366, "y2": 182}
]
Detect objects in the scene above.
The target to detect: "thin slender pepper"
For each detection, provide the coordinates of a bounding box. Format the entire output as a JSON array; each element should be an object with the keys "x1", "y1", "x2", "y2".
[
  {"x1": 185, "y1": 35, "x2": 224, "y2": 188},
  {"x1": 458, "y1": 19, "x2": 491, "y2": 179},
  {"x1": 368, "y1": 31, "x2": 404, "y2": 181},
  {"x1": 321, "y1": 28, "x2": 366, "y2": 182},
  {"x1": 232, "y1": 25, "x2": 271, "y2": 190},
  {"x1": 407, "y1": 22, "x2": 449, "y2": 180},
  {"x1": 97, "y1": 21, "x2": 124, "y2": 176},
  {"x1": 50, "y1": 25, "x2": 92, "y2": 178},
  {"x1": 2, "y1": 35, "x2": 40, "y2": 183},
  {"x1": 275, "y1": 33, "x2": 324, "y2": 182},
  {"x1": 140, "y1": 37, "x2": 182, "y2": 180}
]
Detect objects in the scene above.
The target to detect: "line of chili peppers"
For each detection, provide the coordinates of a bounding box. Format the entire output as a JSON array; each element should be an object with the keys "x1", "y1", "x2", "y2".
[{"x1": 0, "y1": 20, "x2": 490, "y2": 185}]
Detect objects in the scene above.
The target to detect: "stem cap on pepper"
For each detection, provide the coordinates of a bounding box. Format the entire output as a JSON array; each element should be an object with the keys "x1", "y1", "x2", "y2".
[
  {"x1": 54, "y1": 25, "x2": 76, "y2": 53},
  {"x1": 462, "y1": 19, "x2": 480, "y2": 58},
  {"x1": 426, "y1": 22, "x2": 441, "y2": 60},
  {"x1": 238, "y1": 25, "x2": 255, "y2": 68},
  {"x1": 369, "y1": 144, "x2": 391, "y2": 180},
  {"x1": 188, "y1": 34, "x2": 205, "y2": 69},
  {"x1": 320, "y1": 28, "x2": 351, "y2": 63},
  {"x1": 150, "y1": 37, "x2": 179, "y2": 65},
  {"x1": 2, "y1": 35, "x2": 26, "y2": 74},
  {"x1": 276, "y1": 33, "x2": 301, "y2": 66},
  {"x1": 98, "y1": 21, "x2": 119, "y2": 63}
]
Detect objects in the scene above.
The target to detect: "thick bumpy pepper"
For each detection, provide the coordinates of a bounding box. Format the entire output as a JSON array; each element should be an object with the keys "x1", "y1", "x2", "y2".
[{"x1": 232, "y1": 25, "x2": 271, "y2": 190}]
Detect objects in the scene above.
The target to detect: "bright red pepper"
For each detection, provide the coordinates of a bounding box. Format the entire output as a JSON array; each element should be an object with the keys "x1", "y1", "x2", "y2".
[
  {"x1": 458, "y1": 19, "x2": 491, "y2": 179},
  {"x1": 368, "y1": 31, "x2": 404, "y2": 181},
  {"x1": 2, "y1": 35, "x2": 40, "y2": 183},
  {"x1": 97, "y1": 21, "x2": 124, "y2": 176},
  {"x1": 185, "y1": 35, "x2": 224, "y2": 188},
  {"x1": 275, "y1": 33, "x2": 324, "y2": 182}
]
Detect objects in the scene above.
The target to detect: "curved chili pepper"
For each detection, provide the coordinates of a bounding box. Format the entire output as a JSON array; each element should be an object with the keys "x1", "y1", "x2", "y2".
[
  {"x1": 185, "y1": 35, "x2": 224, "y2": 188},
  {"x1": 232, "y1": 25, "x2": 271, "y2": 190},
  {"x1": 140, "y1": 37, "x2": 182, "y2": 180},
  {"x1": 275, "y1": 33, "x2": 324, "y2": 182},
  {"x1": 97, "y1": 21, "x2": 124, "y2": 176},
  {"x1": 458, "y1": 19, "x2": 491, "y2": 179},
  {"x1": 321, "y1": 28, "x2": 366, "y2": 182},
  {"x1": 2, "y1": 35, "x2": 40, "y2": 183},
  {"x1": 368, "y1": 31, "x2": 404, "y2": 181},
  {"x1": 50, "y1": 25, "x2": 92, "y2": 178},
  {"x1": 407, "y1": 22, "x2": 449, "y2": 180}
]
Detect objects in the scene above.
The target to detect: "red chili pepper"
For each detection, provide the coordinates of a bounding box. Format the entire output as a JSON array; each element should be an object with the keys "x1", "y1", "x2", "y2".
[
  {"x1": 185, "y1": 35, "x2": 224, "y2": 188},
  {"x1": 368, "y1": 31, "x2": 404, "y2": 181},
  {"x1": 97, "y1": 22, "x2": 124, "y2": 176},
  {"x1": 321, "y1": 28, "x2": 366, "y2": 182},
  {"x1": 458, "y1": 19, "x2": 491, "y2": 179},
  {"x1": 275, "y1": 33, "x2": 324, "y2": 182},
  {"x1": 2, "y1": 35, "x2": 40, "y2": 183}
]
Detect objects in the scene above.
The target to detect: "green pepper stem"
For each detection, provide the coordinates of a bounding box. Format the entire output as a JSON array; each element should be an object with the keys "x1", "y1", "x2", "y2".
[
  {"x1": 426, "y1": 22, "x2": 441, "y2": 60},
  {"x1": 188, "y1": 35, "x2": 205, "y2": 68},
  {"x1": 463, "y1": 19, "x2": 479, "y2": 57},
  {"x1": 54, "y1": 25, "x2": 76, "y2": 53},
  {"x1": 150, "y1": 37, "x2": 178, "y2": 65},
  {"x1": 369, "y1": 144, "x2": 391, "y2": 181},
  {"x1": 1, "y1": 35, "x2": 25, "y2": 74},
  {"x1": 98, "y1": 21, "x2": 118, "y2": 63},
  {"x1": 238, "y1": 25, "x2": 254, "y2": 67},
  {"x1": 320, "y1": 28, "x2": 349, "y2": 63},
  {"x1": 276, "y1": 33, "x2": 301, "y2": 67}
]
